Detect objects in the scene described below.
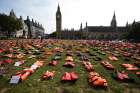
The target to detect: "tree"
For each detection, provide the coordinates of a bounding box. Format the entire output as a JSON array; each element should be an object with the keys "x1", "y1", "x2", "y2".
[
  {"x1": 98, "y1": 34, "x2": 104, "y2": 40},
  {"x1": 49, "y1": 31, "x2": 57, "y2": 38},
  {"x1": 126, "y1": 22, "x2": 140, "y2": 42},
  {"x1": 0, "y1": 13, "x2": 23, "y2": 38}
]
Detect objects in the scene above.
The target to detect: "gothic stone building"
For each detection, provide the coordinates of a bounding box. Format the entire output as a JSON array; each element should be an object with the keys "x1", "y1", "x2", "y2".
[
  {"x1": 56, "y1": 5, "x2": 127, "y2": 40},
  {"x1": 8, "y1": 9, "x2": 45, "y2": 38},
  {"x1": 24, "y1": 16, "x2": 45, "y2": 38}
]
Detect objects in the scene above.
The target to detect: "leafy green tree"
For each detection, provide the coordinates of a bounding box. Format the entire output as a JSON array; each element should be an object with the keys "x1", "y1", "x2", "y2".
[
  {"x1": 126, "y1": 22, "x2": 140, "y2": 42},
  {"x1": 49, "y1": 31, "x2": 57, "y2": 38},
  {"x1": 0, "y1": 13, "x2": 23, "y2": 38}
]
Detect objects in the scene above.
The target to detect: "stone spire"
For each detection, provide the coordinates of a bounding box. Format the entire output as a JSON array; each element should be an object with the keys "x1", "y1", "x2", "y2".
[
  {"x1": 19, "y1": 16, "x2": 23, "y2": 20},
  {"x1": 126, "y1": 21, "x2": 128, "y2": 27},
  {"x1": 56, "y1": 4, "x2": 61, "y2": 14},
  {"x1": 86, "y1": 21, "x2": 87, "y2": 27},
  {"x1": 9, "y1": 9, "x2": 16, "y2": 19},
  {"x1": 111, "y1": 11, "x2": 117, "y2": 28},
  {"x1": 80, "y1": 22, "x2": 82, "y2": 31},
  {"x1": 85, "y1": 21, "x2": 88, "y2": 32},
  {"x1": 27, "y1": 16, "x2": 30, "y2": 21}
]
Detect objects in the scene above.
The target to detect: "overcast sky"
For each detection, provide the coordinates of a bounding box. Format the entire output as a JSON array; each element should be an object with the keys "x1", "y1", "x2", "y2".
[{"x1": 0, "y1": 0, "x2": 140, "y2": 33}]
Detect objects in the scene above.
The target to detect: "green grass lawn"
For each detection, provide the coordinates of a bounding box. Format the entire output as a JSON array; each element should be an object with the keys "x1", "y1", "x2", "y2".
[{"x1": 0, "y1": 40, "x2": 140, "y2": 93}]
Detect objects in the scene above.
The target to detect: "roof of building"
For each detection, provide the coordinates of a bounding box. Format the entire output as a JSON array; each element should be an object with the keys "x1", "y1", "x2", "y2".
[
  {"x1": 87, "y1": 26, "x2": 126, "y2": 32},
  {"x1": 24, "y1": 19, "x2": 44, "y2": 30}
]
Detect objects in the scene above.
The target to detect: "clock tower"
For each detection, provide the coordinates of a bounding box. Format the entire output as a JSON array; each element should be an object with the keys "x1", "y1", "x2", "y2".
[{"x1": 56, "y1": 4, "x2": 62, "y2": 38}]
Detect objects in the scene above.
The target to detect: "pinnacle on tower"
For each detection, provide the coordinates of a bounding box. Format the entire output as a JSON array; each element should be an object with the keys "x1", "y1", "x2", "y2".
[
  {"x1": 32, "y1": 18, "x2": 34, "y2": 22},
  {"x1": 57, "y1": 4, "x2": 61, "y2": 13},
  {"x1": 86, "y1": 21, "x2": 88, "y2": 28},
  {"x1": 9, "y1": 9, "x2": 16, "y2": 19},
  {"x1": 111, "y1": 11, "x2": 117, "y2": 28},
  {"x1": 58, "y1": 4, "x2": 60, "y2": 10},
  {"x1": 19, "y1": 16, "x2": 22, "y2": 20},
  {"x1": 133, "y1": 19, "x2": 135, "y2": 23},
  {"x1": 113, "y1": 11, "x2": 116, "y2": 20},
  {"x1": 56, "y1": 4, "x2": 61, "y2": 17},
  {"x1": 80, "y1": 23, "x2": 83, "y2": 31},
  {"x1": 132, "y1": 19, "x2": 136, "y2": 25},
  {"x1": 126, "y1": 21, "x2": 129, "y2": 26},
  {"x1": 27, "y1": 16, "x2": 30, "y2": 21}
]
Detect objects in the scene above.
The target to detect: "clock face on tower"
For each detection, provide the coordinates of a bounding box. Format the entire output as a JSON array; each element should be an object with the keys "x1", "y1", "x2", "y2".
[{"x1": 57, "y1": 14, "x2": 60, "y2": 19}]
